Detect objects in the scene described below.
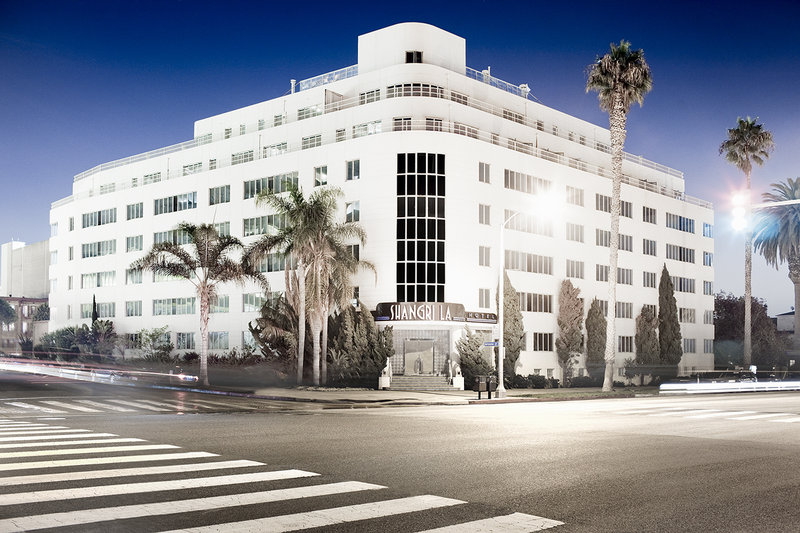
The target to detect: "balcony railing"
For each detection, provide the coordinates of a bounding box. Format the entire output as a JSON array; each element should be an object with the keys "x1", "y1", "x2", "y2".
[{"x1": 297, "y1": 65, "x2": 358, "y2": 92}]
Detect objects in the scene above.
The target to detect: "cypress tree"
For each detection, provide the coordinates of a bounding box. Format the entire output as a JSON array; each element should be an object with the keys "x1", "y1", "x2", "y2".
[
  {"x1": 556, "y1": 279, "x2": 584, "y2": 385},
  {"x1": 658, "y1": 264, "x2": 682, "y2": 378},
  {"x1": 634, "y1": 305, "x2": 660, "y2": 383},
  {"x1": 498, "y1": 271, "x2": 525, "y2": 381},
  {"x1": 585, "y1": 298, "x2": 607, "y2": 382}
]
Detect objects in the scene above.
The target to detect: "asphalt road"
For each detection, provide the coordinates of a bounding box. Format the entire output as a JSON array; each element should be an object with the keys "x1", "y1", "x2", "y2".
[{"x1": 2, "y1": 371, "x2": 799, "y2": 532}]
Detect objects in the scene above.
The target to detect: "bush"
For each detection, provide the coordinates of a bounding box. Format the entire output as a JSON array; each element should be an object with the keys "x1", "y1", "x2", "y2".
[
  {"x1": 613, "y1": 380, "x2": 627, "y2": 388},
  {"x1": 570, "y1": 376, "x2": 600, "y2": 388},
  {"x1": 511, "y1": 374, "x2": 529, "y2": 389},
  {"x1": 182, "y1": 352, "x2": 199, "y2": 363},
  {"x1": 527, "y1": 374, "x2": 548, "y2": 389},
  {"x1": 547, "y1": 378, "x2": 560, "y2": 389}
]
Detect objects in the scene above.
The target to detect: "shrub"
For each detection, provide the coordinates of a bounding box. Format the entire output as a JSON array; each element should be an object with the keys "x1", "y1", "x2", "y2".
[
  {"x1": 570, "y1": 376, "x2": 599, "y2": 388},
  {"x1": 183, "y1": 352, "x2": 200, "y2": 363},
  {"x1": 613, "y1": 380, "x2": 627, "y2": 388},
  {"x1": 546, "y1": 378, "x2": 560, "y2": 389},
  {"x1": 527, "y1": 374, "x2": 548, "y2": 389}
]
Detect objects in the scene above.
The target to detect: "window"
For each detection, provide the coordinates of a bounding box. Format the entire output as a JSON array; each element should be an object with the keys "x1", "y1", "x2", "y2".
[
  {"x1": 209, "y1": 159, "x2": 217, "y2": 170},
  {"x1": 82, "y1": 208, "x2": 117, "y2": 228},
  {"x1": 346, "y1": 160, "x2": 360, "y2": 181},
  {"x1": 68, "y1": 246, "x2": 74, "y2": 260},
  {"x1": 50, "y1": 222, "x2": 58, "y2": 237},
  {"x1": 126, "y1": 301, "x2": 142, "y2": 317},
  {"x1": 353, "y1": 121, "x2": 381, "y2": 138},
  {"x1": 478, "y1": 204, "x2": 491, "y2": 225},
  {"x1": 621, "y1": 200, "x2": 633, "y2": 218},
  {"x1": 596, "y1": 264, "x2": 609, "y2": 282},
  {"x1": 704, "y1": 281, "x2": 713, "y2": 296},
  {"x1": 616, "y1": 302, "x2": 633, "y2": 319},
  {"x1": 258, "y1": 119, "x2": 265, "y2": 131},
  {"x1": 426, "y1": 117, "x2": 443, "y2": 131},
  {"x1": 243, "y1": 293, "x2": 265, "y2": 312},
  {"x1": 566, "y1": 186, "x2": 584, "y2": 206},
  {"x1": 479, "y1": 246, "x2": 491, "y2": 267},
  {"x1": 505, "y1": 209, "x2": 553, "y2": 237},
  {"x1": 209, "y1": 185, "x2": 230, "y2": 205},
  {"x1": 69, "y1": 217, "x2": 74, "y2": 231},
  {"x1": 703, "y1": 223, "x2": 713, "y2": 238},
  {"x1": 143, "y1": 172, "x2": 161, "y2": 185},
  {"x1": 214, "y1": 222, "x2": 230, "y2": 237},
  {"x1": 345, "y1": 201, "x2": 360, "y2": 222},
  {"x1": 243, "y1": 214, "x2": 287, "y2": 236},
  {"x1": 597, "y1": 300, "x2": 609, "y2": 316},
  {"x1": 643, "y1": 206, "x2": 657, "y2": 224},
  {"x1": 50, "y1": 250, "x2": 57, "y2": 264},
  {"x1": 666, "y1": 213, "x2": 695, "y2": 233},
  {"x1": 532, "y1": 333, "x2": 553, "y2": 351},
  {"x1": 502, "y1": 109, "x2": 523, "y2": 124},
  {"x1": 519, "y1": 293, "x2": 553, "y2": 313},
  {"x1": 671, "y1": 276, "x2": 696, "y2": 293},
  {"x1": 566, "y1": 223, "x2": 584, "y2": 243},
  {"x1": 620, "y1": 234, "x2": 633, "y2": 252},
  {"x1": 153, "y1": 297, "x2": 196, "y2": 315},
  {"x1": 479, "y1": 288, "x2": 490, "y2": 309},
  {"x1": 209, "y1": 332, "x2": 229, "y2": 350},
  {"x1": 479, "y1": 162, "x2": 490, "y2": 183},
  {"x1": 566, "y1": 259, "x2": 584, "y2": 279},
  {"x1": 154, "y1": 192, "x2": 197, "y2": 215},
  {"x1": 183, "y1": 162, "x2": 202, "y2": 176},
  {"x1": 680, "y1": 308, "x2": 696, "y2": 323},
  {"x1": 454, "y1": 122, "x2": 478, "y2": 138},
  {"x1": 618, "y1": 267, "x2": 633, "y2": 285},
  {"x1": 704, "y1": 309, "x2": 714, "y2": 324},
  {"x1": 450, "y1": 90, "x2": 468, "y2": 105},
  {"x1": 239, "y1": 124, "x2": 246, "y2": 135},
  {"x1": 704, "y1": 339, "x2": 714, "y2": 354},
  {"x1": 224, "y1": 128, "x2": 232, "y2": 139},
  {"x1": 618, "y1": 336, "x2": 634, "y2": 352},
  {"x1": 643, "y1": 239, "x2": 657, "y2": 256},
  {"x1": 360, "y1": 89, "x2": 380, "y2": 104},
  {"x1": 81, "y1": 240, "x2": 116, "y2": 258},
  {"x1": 347, "y1": 244, "x2": 360, "y2": 261},
  {"x1": 683, "y1": 338, "x2": 696, "y2": 353},
  {"x1": 274, "y1": 114, "x2": 285, "y2": 126},
  {"x1": 302, "y1": 134, "x2": 321, "y2": 149},
  {"x1": 154, "y1": 229, "x2": 190, "y2": 245},
  {"x1": 596, "y1": 229, "x2": 611, "y2": 247},
  {"x1": 642, "y1": 303, "x2": 656, "y2": 316},
  {"x1": 127, "y1": 203, "x2": 144, "y2": 220},
  {"x1": 666, "y1": 244, "x2": 695, "y2": 263},
  {"x1": 595, "y1": 194, "x2": 611, "y2": 213},
  {"x1": 643, "y1": 271, "x2": 657, "y2": 288},
  {"x1": 703, "y1": 252, "x2": 713, "y2": 267},
  {"x1": 231, "y1": 150, "x2": 254, "y2": 165},
  {"x1": 263, "y1": 142, "x2": 287, "y2": 158},
  {"x1": 82, "y1": 302, "x2": 115, "y2": 319},
  {"x1": 243, "y1": 172, "x2": 298, "y2": 199},
  {"x1": 314, "y1": 166, "x2": 328, "y2": 187},
  {"x1": 505, "y1": 250, "x2": 553, "y2": 274},
  {"x1": 176, "y1": 333, "x2": 195, "y2": 350},
  {"x1": 210, "y1": 295, "x2": 229, "y2": 313},
  {"x1": 393, "y1": 117, "x2": 411, "y2": 131},
  {"x1": 297, "y1": 105, "x2": 322, "y2": 120},
  {"x1": 504, "y1": 169, "x2": 551, "y2": 195},
  {"x1": 125, "y1": 269, "x2": 142, "y2": 285},
  {"x1": 68, "y1": 275, "x2": 73, "y2": 290},
  {"x1": 406, "y1": 50, "x2": 422, "y2": 63},
  {"x1": 336, "y1": 129, "x2": 346, "y2": 142}
]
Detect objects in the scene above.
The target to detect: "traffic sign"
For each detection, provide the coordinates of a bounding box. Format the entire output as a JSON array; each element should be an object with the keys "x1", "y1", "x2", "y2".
[{"x1": 484, "y1": 341, "x2": 498, "y2": 347}]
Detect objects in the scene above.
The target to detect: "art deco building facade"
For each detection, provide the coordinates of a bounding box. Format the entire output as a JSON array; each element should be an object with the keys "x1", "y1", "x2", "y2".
[{"x1": 48, "y1": 23, "x2": 715, "y2": 379}]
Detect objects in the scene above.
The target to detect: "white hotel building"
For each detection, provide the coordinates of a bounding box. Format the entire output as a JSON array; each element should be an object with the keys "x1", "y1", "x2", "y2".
[{"x1": 48, "y1": 23, "x2": 715, "y2": 380}]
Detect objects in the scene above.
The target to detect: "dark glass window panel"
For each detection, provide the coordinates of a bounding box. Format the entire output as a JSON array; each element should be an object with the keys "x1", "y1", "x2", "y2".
[
  {"x1": 417, "y1": 263, "x2": 425, "y2": 282},
  {"x1": 417, "y1": 153, "x2": 426, "y2": 171},
  {"x1": 428, "y1": 153, "x2": 436, "y2": 174},
  {"x1": 397, "y1": 197, "x2": 405, "y2": 217},
  {"x1": 427, "y1": 219, "x2": 436, "y2": 238},
  {"x1": 437, "y1": 242, "x2": 445, "y2": 261},
  {"x1": 427, "y1": 263, "x2": 436, "y2": 282},
  {"x1": 437, "y1": 263, "x2": 445, "y2": 281},
  {"x1": 397, "y1": 153, "x2": 405, "y2": 173},
  {"x1": 428, "y1": 175, "x2": 436, "y2": 195},
  {"x1": 407, "y1": 241, "x2": 415, "y2": 260},
  {"x1": 396, "y1": 263, "x2": 405, "y2": 282},
  {"x1": 427, "y1": 241, "x2": 436, "y2": 260},
  {"x1": 397, "y1": 241, "x2": 405, "y2": 261},
  {"x1": 417, "y1": 241, "x2": 426, "y2": 260},
  {"x1": 437, "y1": 285, "x2": 444, "y2": 302},
  {"x1": 407, "y1": 176, "x2": 416, "y2": 195},
  {"x1": 407, "y1": 285, "x2": 415, "y2": 302},
  {"x1": 437, "y1": 220, "x2": 445, "y2": 239},
  {"x1": 427, "y1": 285, "x2": 436, "y2": 302},
  {"x1": 417, "y1": 219, "x2": 426, "y2": 238},
  {"x1": 428, "y1": 198, "x2": 436, "y2": 217},
  {"x1": 397, "y1": 286, "x2": 405, "y2": 302},
  {"x1": 406, "y1": 264, "x2": 415, "y2": 282},
  {"x1": 417, "y1": 197, "x2": 426, "y2": 216},
  {"x1": 407, "y1": 220, "x2": 415, "y2": 238},
  {"x1": 407, "y1": 154, "x2": 415, "y2": 173},
  {"x1": 397, "y1": 175, "x2": 405, "y2": 196},
  {"x1": 438, "y1": 175, "x2": 445, "y2": 196},
  {"x1": 407, "y1": 197, "x2": 416, "y2": 217},
  {"x1": 417, "y1": 175, "x2": 425, "y2": 194},
  {"x1": 437, "y1": 154, "x2": 445, "y2": 174},
  {"x1": 396, "y1": 219, "x2": 405, "y2": 239},
  {"x1": 437, "y1": 198, "x2": 445, "y2": 218},
  {"x1": 417, "y1": 285, "x2": 425, "y2": 301}
]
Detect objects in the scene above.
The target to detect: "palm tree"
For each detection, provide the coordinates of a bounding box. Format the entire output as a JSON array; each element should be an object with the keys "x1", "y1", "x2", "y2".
[
  {"x1": 245, "y1": 186, "x2": 368, "y2": 386},
  {"x1": 753, "y1": 178, "x2": 800, "y2": 351},
  {"x1": 586, "y1": 40, "x2": 653, "y2": 391},
  {"x1": 131, "y1": 223, "x2": 254, "y2": 386},
  {"x1": 720, "y1": 117, "x2": 775, "y2": 365}
]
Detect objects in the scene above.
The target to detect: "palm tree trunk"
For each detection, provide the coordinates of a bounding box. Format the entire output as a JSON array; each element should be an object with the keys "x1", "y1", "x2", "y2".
[
  {"x1": 788, "y1": 255, "x2": 800, "y2": 352},
  {"x1": 199, "y1": 288, "x2": 210, "y2": 386},
  {"x1": 604, "y1": 92, "x2": 627, "y2": 392},
  {"x1": 296, "y1": 259, "x2": 306, "y2": 385},
  {"x1": 743, "y1": 170, "x2": 752, "y2": 367},
  {"x1": 311, "y1": 315, "x2": 321, "y2": 386},
  {"x1": 321, "y1": 304, "x2": 329, "y2": 385}
]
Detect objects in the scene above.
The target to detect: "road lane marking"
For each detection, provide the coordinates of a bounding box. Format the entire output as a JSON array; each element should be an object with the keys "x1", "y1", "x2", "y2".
[
  {"x1": 130, "y1": 399, "x2": 195, "y2": 410},
  {"x1": 133, "y1": 399, "x2": 215, "y2": 411},
  {"x1": 647, "y1": 409, "x2": 709, "y2": 417},
  {"x1": 0, "y1": 423, "x2": 52, "y2": 428},
  {"x1": 190, "y1": 399, "x2": 258, "y2": 410},
  {"x1": 0, "y1": 437, "x2": 143, "y2": 449},
  {"x1": 685, "y1": 410, "x2": 754, "y2": 419},
  {"x1": 1, "y1": 470, "x2": 320, "y2": 505},
  {"x1": 40, "y1": 400, "x2": 101, "y2": 413},
  {"x1": 0, "y1": 481, "x2": 382, "y2": 533},
  {"x1": 0, "y1": 432, "x2": 117, "y2": 442},
  {"x1": 728, "y1": 413, "x2": 792, "y2": 421},
  {"x1": 0, "y1": 451, "x2": 218, "y2": 472},
  {"x1": 156, "y1": 494, "x2": 466, "y2": 533},
  {"x1": 73, "y1": 399, "x2": 136, "y2": 412},
  {"x1": 0, "y1": 443, "x2": 178, "y2": 459},
  {"x1": 0, "y1": 459, "x2": 263, "y2": 486},
  {"x1": 3, "y1": 402, "x2": 66, "y2": 414},
  {"x1": 0, "y1": 428, "x2": 89, "y2": 436},
  {"x1": 105, "y1": 399, "x2": 172, "y2": 411},
  {"x1": 417, "y1": 512, "x2": 564, "y2": 532},
  {"x1": 770, "y1": 416, "x2": 800, "y2": 423}
]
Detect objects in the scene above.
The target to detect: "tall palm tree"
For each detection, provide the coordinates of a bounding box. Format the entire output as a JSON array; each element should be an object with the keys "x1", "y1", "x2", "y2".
[
  {"x1": 753, "y1": 178, "x2": 800, "y2": 351},
  {"x1": 586, "y1": 40, "x2": 653, "y2": 391},
  {"x1": 720, "y1": 117, "x2": 775, "y2": 365},
  {"x1": 131, "y1": 223, "x2": 254, "y2": 386},
  {"x1": 246, "y1": 186, "x2": 368, "y2": 386}
]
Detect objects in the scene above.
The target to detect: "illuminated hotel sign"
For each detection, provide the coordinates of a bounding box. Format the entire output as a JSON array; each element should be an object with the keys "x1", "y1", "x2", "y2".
[{"x1": 374, "y1": 302, "x2": 497, "y2": 323}]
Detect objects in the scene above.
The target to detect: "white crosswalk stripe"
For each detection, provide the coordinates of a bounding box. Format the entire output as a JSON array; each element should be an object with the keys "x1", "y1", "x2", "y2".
[
  {"x1": 611, "y1": 405, "x2": 800, "y2": 423},
  {"x1": 0, "y1": 397, "x2": 266, "y2": 416},
  {"x1": 3, "y1": 401, "x2": 66, "y2": 413},
  {"x1": 73, "y1": 398, "x2": 137, "y2": 411},
  {"x1": 40, "y1": 400, "x2": 101, "y2": 412},
  {"x1": 0, "y1": 422, "x2": 564, "y2": 532}
]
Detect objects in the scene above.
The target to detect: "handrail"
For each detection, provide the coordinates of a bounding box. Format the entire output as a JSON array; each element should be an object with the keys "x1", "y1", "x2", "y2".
[{"x1": 297, "y1": 65, "x2": 358, "y2": 92}]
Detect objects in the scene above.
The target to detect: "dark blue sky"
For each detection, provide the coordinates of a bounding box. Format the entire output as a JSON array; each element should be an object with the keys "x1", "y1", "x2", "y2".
[{"x1": 2, "y1": 0, "x2": 799, "y2": 311}]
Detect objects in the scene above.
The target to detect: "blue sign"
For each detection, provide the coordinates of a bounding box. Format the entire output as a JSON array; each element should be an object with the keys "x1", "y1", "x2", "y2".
[{"x1": 484, "y1": 341, "x2": 498, "y2": 347}]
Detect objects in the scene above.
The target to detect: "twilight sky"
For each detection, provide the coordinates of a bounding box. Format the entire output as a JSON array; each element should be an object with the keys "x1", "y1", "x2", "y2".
[{"x1": 1, "y1": 0, "x2": 799, "y2": 313}]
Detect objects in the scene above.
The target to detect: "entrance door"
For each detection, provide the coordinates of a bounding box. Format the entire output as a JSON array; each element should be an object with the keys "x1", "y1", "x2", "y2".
[{"x1": 403, "y1": 339, "x2": 434, "y2": 375}]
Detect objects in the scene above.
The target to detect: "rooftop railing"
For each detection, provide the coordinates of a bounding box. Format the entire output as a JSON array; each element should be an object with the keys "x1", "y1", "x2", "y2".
[{"x1": 297, "y1": 65, "x2": 358, "y2": 92}]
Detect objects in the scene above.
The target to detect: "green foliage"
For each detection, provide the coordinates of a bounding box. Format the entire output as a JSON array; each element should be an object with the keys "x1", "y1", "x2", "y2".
[
  {"x1": 18, "y1": 336, "x2": 33, "y2": 354},
  {"x1": 327, "y1": 302, "x2": 393, "y2": 384},
  {"x1": 627, "y1": 305, "x2": 659, "y2": 383},
  {"x1": 137, "y1": 326, "x2": 174, "y2": 362},
  {"x1": 90, "y1": 319, "x2": 118, "y2": 355},
  {"x1": 248, "y1": 294, "x2": 299, "y2": 372},
  {"x1": 585, "y1": 298, "x2": 607, "y2": 381},
  {"x1": 32, "y1": 303, "x2": 50, "y2": 321},
  {"x1": 498, "y1": 272, "x2": 525, "y2": 384},
  {"x1": 713, "y1": 292, "x2": 789, "y2": 369},
  {"x1": 39, "y1": 326, "x2": 81, "y2": 358},
  {"x1": 586, "y1": 40, "x2": 653, "y2": 114},
  {"x1": 658, "y1": 265, "x2": 682, "y2": 378},
  {"x1": 0, "y1": 299, "x2": 16, "y2": 326},
  {"x1": 556, "y1": 279, "x2": 583, "y2": 386},
  {"x1": 456, "y1": 327, "x2": 493, "y2": 387},
  {"x1": 719, "y1": 117, "x2": 774, "y2": 177}
]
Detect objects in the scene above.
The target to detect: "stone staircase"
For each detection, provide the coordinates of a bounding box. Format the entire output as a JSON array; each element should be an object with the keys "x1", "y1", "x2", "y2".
[{"x1": 389, "y1": 374, "x2": 456, "y2": 391}]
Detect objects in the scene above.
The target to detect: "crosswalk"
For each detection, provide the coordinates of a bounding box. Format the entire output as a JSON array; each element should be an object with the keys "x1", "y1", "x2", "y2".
[
  {"x1": 0, "y1": 396, "x2": 262, "y2": 417},
  {"x1": 0, "y1": 419, "x2": 564, "y2": 532},
  {"x1": 608, "y1": 404, "x2": 800, "y2": 423}
]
